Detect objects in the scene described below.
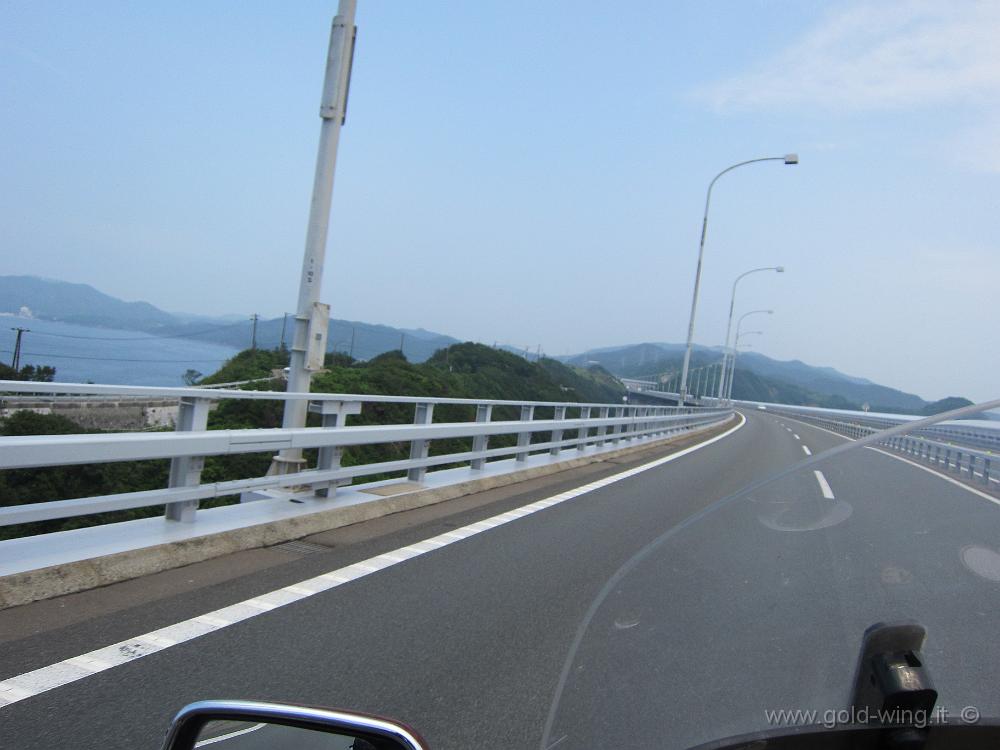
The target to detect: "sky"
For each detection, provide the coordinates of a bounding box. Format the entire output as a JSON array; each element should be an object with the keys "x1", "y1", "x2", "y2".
[{"x1": 2, "y1": 1, "x2": 999, "y2": 402}]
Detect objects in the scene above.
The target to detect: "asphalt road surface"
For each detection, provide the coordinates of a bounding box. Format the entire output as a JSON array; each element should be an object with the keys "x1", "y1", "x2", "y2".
[{"x1": 2, "y1": 410, "x2": 999, "y2": 750}]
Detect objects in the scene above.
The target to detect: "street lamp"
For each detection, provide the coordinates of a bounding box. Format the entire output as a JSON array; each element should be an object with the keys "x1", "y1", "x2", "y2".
[
  {"x1": 718, "y1": 266, "x2": 784, "y2": 400},
  {"x1": 272, "y1": 0, "x2": 358, "y2": 477},
  {"x1": 726, "y1": 309, "x2": 772, "y2": 402},
  {"x1": 726, "y1": 340, "x2": 757, "y2": 404},
  {"x1": 677, "y1": 154, "x2": 798, "y2": 405}
]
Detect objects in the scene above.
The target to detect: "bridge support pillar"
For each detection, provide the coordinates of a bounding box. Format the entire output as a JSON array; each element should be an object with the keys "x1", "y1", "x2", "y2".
[
  {"x1": 471, "y1": 404, "x2": 493, "y2": 470},
  {"x1": 312, "y1": 400, "x2": 363, "y2": 496},
  {"x1": 165, "y1": 397, "x2": 211, "y2": 523},
  {"x1": 596, "y1": 407, "x2": 609, "y2": 447},
  {"x1": 550, "y1": 406, "x2": 567, "y2": 457},
  {"x1": 407, "y1": 403, "x2": 435, "y2": 482},
  {"x1": 577, "y1": 407, "x2": 591, "y2": 451},
  {"x1": 516, "y1": 405, "x2": 535, "y2": 462},
  {"x1": 611, "y1": 407, "x2": 625, "y2": 444}
]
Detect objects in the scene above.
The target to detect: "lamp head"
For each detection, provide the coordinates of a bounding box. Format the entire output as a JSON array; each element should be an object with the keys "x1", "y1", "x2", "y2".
[{"x1": 784, "y1": 153, "x2": 799, "y2": 165}]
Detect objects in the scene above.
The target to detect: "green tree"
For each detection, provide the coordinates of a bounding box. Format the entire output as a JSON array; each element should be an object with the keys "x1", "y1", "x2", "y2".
[{"x1": 0, "y1": 362, "x2": 56, "y2": 381}]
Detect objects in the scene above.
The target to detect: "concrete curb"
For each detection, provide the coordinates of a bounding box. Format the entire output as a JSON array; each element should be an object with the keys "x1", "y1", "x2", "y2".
[{"x1": 0, "y1": 419, "x2": 732, "y2": 610}]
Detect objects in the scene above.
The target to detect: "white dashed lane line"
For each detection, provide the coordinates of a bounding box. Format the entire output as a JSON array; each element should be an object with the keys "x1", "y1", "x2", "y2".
[
  {"x1": 802, "y1": 445, "x2": 812, "y2": 456},
  {"x1": 813, "y1": 470, "x2": 835, "y2": 499}
]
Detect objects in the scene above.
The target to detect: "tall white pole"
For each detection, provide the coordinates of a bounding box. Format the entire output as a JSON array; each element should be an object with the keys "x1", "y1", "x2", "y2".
[
  {"x1": 718, "y1": 266, "x2": 783, "y2": 400},
  {"x1": 727, "y1": 311, "x2": 770, "y2": 401},
  {"x1": 273, "y1": 1, "x2": 357, "y2": 473},
  {"x1": 677, "y1": 155, "x2": 796, "y2": 405}
]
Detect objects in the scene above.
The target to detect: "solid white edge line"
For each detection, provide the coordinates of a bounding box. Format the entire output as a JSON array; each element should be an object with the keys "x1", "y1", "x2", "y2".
[
  {"x1": 868, "y1": 447, "x2": 1000, "y2": 508},
  {"x1": 0, "y1": 413, "x2": 746, "y2": 710},
  {"x1": 813, "y1": 470, "x2": 835, "y2": 499},
  {"x1": 780, "y1": 414, "x2": 1000, "y2": 508}
]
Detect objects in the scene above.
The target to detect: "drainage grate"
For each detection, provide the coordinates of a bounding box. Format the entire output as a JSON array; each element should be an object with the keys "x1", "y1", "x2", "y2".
[{"x1": 273, "y1": 540, "x2": 332, "y2": 556}]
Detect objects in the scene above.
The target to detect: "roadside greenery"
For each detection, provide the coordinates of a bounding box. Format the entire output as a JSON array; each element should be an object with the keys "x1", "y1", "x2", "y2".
[{"x1": 0, "y1": 343, "x2": 624, "y2": 539}]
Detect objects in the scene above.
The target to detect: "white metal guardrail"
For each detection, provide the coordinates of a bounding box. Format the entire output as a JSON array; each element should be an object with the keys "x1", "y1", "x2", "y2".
[
  {"x1": 750, "y1": 402, "x2": 1000, "y2": 453},
  {"x1": 0, "y1": 381, "x2": 732, "y2": 529},
  {"x1": 758, "y1": 403, "x2": 999, "y2": 490}
]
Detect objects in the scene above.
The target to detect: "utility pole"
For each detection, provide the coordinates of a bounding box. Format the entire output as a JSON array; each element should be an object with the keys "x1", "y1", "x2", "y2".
[
  {"x1": 271, "y1": 0, "x2": 357, "y2": 476},
  {"x1": 279, "y1": 313, "x2": 289, "y2": 351},
  {"x1": 349, "y1": 326, "x2": 355, "y2": 358},
  {"x1": 249, "y1": 314, "x2": 259, "y2": 351},
  {"x1": 10, "y1": 327, "x2": 29, "y2": 370},
  {"x1": 399, "y1": 333, "x2": 405, "y2": 354}
]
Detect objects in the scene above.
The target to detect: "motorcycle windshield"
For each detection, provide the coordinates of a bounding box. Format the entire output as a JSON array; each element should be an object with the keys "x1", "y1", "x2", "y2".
[{"x1": 542, "y1": 403, "x2": 1000, "y2": 750}]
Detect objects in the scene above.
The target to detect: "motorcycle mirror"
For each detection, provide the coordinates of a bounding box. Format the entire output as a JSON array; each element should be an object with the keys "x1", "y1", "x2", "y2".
[{"x1": 161, "y1": 700, "x2": 428, "y2": 750}]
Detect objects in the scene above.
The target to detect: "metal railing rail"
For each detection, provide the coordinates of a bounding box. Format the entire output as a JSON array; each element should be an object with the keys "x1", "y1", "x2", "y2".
[
  {"x1": 746, "y1": 401, "x2": 1000, "y2": 453},
  {"x1": 0, "y1": 380, "x2": 732, "y2": 528},
  {"x1": 0, "y1": 381, "x2": 677, "y2": 409},
  {"x1": 763, "y1": 404, "x2": 998, "y2": 491}
]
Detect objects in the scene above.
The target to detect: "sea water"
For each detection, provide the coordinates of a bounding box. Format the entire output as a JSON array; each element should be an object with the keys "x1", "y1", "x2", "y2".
[{"x1": 0, "y1": 317, "x2": 239, "y2": 386}]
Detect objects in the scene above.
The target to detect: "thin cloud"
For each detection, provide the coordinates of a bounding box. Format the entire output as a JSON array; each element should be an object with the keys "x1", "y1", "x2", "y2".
[{"x1": 699, "y1": 1, "x2": 1000, "y2": 112}]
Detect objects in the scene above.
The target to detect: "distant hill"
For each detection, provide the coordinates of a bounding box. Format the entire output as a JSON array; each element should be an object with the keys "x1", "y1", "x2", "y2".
[
  {"x1": 0, "y1": 275, "x2": 176, "y2": 330},
  {"x1": 0, "y1": 275, "x2": 458, "y2": 363},
  {"x1": 561, "y1": 342, "x2": 955, "y2": 414},
  {"x1": 2, "y1": 276, "x2": 969, "y2": 414}
]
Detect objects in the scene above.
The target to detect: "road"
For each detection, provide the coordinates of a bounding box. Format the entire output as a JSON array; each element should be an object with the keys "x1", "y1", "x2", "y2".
[{"x1": 2, "y1": 410, "x2": 999, "y2": 749}]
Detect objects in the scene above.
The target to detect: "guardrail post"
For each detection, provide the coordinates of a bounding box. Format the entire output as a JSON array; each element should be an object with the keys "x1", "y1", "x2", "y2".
[
  {"x1": 596, "y1": 407, "x2": 610, "y2": 447},
  {"x1": 311, "y1": 400, "x2": 363, "y2": 496},
  {"x1": 577, "y1": 407, "x2": 591, "y2": 451},
  {"x1": 471, "y1": 404, "x2": 493, "y2": 470},
  {"x1": 407, "y1": 403, "x2": 435, "y2": 482},
  {"x1": 516, "y1": 405, "x2": 535, "y2": 462},
  {"x1": 955, "y1": 450, "x2": 963, "y2": 474},
  {"x1": 662, "y1": 408, "x2": 674, "y2": 436},
  {"x1": 984, "y1": 457, "x2": 991, "y2": 486},
  {"x1": 550, "y1": 405, "x2": 567, "y2": 457},
  {"x1": 165, "y1": 397, "x2": 211, "y2": 522},
  {"x1": 610, "y1": 406, "x2": 624, "y2": 444}
]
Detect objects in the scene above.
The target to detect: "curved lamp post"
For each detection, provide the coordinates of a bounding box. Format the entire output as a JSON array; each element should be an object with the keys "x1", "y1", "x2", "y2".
[
  {"x1": 726, "y1": 309, "x2": 772, "y2": 402},
  {"x1": 718, "y1": 266, "x2": 784, "y2": 400},
  {"x1": 677, "y1": 154, "x2": 798, "y2": 405}
]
